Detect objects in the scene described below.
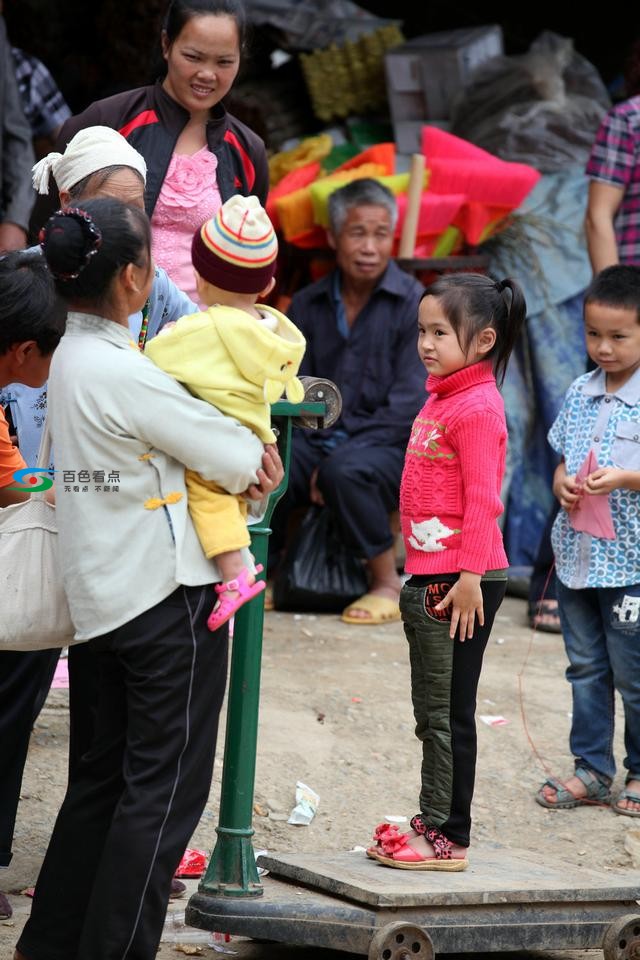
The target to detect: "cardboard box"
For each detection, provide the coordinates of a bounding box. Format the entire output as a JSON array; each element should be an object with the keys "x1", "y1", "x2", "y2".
[{"x1": 385, "y1": 24, "x2": 503, "y2": 153}]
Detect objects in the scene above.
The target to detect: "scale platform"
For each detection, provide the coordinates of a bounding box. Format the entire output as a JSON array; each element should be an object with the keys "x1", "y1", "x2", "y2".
[{"x1": 186, "y1": 847, "x2": 640, "y2": 960}]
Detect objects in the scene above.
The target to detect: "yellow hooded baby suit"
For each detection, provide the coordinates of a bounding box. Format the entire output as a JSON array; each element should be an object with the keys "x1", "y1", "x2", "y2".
[{"x1": 145, "y1": 304, "x2": 306, "y2": 559}]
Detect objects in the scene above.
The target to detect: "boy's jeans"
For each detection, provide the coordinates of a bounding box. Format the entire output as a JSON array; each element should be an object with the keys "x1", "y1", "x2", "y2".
[{"x1": 557, "y1": 580, "x2": 640, "y2": 783}]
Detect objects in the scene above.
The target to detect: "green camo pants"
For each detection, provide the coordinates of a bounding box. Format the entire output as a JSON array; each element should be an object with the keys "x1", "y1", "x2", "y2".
[{"x1": 399, "y1": 570, "x2": 507, "y2": 846}]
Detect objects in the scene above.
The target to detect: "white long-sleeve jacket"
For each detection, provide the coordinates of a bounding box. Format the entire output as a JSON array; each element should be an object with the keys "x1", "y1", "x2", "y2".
[{"x1": 47, "y1": 312, "x2": 264, "y2": 640}]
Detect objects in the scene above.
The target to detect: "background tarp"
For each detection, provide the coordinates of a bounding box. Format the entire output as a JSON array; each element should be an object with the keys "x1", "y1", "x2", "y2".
[{"x1": 483, "y1": 166, "x2": 591, "y2": 566}]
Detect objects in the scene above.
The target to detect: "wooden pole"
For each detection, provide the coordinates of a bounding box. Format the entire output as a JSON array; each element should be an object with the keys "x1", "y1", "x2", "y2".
[{"x1": 397, "y1": 153, "x2": 426, "y2": 259}]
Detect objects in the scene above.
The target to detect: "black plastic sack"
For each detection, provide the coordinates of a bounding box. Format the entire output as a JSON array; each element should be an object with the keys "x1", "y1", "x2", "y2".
[{"x1": 273, "y1": 506, "x2": 368, "y2": 613}]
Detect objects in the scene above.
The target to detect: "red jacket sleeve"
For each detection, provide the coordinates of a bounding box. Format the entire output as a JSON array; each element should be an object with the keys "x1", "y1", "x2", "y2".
[{"x1": 0, "y1": 406, "x2": 26, "y2": 489}]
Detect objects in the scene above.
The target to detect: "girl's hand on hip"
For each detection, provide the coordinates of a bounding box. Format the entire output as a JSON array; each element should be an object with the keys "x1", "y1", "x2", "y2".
[
  {"x1": 435, "y1": 571, "x2": 484, "y2": 641},
  {"x1": 245, "y1": 444, "x2": 284, "y2": 500}
]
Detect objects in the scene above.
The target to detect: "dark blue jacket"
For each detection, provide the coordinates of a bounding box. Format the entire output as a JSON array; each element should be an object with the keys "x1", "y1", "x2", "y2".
[
  {"x1": 0, "y1": 16, "x2": 34, "y2": 232},
  {"x1": 289, "y1": 261, "x2": 426, "y2": 449}
]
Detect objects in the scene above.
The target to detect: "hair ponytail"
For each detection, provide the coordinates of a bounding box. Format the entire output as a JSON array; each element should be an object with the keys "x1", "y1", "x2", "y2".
[
  {"x1": 40, "y1": 197, "x2": 151, "y2": 308},
  {"x1": 423, "y1": 272, "x2": 527, "y2": 385},
  {"x1": 40, "y1": 208, "x2": 103, "y2": 281},
  {"x1": 492, "y1": 277, "x2": 526, "y2": 385}
]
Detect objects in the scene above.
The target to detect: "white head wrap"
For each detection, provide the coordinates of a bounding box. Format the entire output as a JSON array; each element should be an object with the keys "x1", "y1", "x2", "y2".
[{"x1": 32, "y1": 126, "x2": 148, "y2": 196}]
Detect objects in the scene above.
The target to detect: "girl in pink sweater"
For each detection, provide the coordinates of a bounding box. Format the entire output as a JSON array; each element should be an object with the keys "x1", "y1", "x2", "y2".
[{"x1": 367, "y1": 272, "x2": 526, "y2": 871}]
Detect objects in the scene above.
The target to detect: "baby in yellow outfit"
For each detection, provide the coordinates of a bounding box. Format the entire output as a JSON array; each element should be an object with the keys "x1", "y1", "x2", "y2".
[{"x1": 145, "y1": 195, "x2": 306, "y2": 630}]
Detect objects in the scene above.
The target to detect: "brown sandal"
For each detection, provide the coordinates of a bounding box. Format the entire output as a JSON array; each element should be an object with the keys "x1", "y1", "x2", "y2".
[{"x1": 528, "y1": 599, "x2": 562, "y2": 634}]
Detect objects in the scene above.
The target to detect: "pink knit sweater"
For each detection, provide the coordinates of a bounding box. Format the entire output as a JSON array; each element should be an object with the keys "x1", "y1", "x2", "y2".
[{"x1": 400, "y1": 360, "x2": 509, "y2": 576}]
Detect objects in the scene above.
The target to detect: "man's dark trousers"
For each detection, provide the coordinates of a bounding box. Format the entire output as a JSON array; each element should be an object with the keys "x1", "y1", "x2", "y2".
[{"x1": 271, "y1": 430, "x2": 405, "y2": 562}]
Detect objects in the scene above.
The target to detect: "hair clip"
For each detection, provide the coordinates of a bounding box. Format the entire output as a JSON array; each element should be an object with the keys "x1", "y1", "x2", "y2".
[{"x1": 39, "y1": 207, "x2": 103, "y2": 280}]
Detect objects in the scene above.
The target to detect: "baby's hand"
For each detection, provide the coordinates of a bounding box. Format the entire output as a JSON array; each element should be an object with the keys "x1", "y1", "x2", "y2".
[
  {"x1": 243, "y1": 444, "x2": 284, "y2": 500},
  {"x1": 584, "y1": 467, "x2": 626, "y2": 495}
]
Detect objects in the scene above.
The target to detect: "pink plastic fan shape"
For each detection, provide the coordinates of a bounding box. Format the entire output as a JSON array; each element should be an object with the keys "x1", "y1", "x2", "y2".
[{"x1": 568, "y1": 449, "x2": 616, "y2": 540}]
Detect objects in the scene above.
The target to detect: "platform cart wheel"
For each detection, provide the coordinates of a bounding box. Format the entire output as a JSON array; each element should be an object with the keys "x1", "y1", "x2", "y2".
[
  {"x1": 368, "y1": 922, "x2": 434, "y2": 960},
  {"x1": 603, "y1": 914, "x2": 640, "y2": 960}
]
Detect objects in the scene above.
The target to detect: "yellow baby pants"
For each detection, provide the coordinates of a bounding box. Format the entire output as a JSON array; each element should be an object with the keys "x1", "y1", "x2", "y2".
[{"x1": 185, "y1": 469, "x2": 250, "y2": 559}]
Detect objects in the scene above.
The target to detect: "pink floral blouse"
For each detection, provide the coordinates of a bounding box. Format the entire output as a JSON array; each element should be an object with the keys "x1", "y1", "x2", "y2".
[{"x1": 151, "y1": 146, "x2": 222, "y2": 305}]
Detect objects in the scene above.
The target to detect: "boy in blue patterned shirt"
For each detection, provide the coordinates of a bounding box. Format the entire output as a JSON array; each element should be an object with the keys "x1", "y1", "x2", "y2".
[{"x1": 535, "y1": 265, "x2": 640, "y2": 817}]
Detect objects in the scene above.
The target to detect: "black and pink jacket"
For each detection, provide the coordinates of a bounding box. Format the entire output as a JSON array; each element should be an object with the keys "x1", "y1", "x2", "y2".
[{"x1": 29, "y1": 81, "x2": 269, "y2": 237}]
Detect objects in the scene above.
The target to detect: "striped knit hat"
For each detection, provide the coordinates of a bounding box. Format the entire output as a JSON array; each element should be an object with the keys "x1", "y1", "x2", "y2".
[{"x1": 192, "y1": 195, "x2": 278, "y2": 294}]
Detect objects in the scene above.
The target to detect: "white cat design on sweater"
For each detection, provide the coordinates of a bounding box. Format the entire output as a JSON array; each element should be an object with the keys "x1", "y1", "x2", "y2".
[{"x1": 409, "y1": 517, "x2": 459, "y2": 552}]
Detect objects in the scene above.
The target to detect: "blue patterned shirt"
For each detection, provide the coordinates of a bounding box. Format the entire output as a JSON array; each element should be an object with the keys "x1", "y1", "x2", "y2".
[{"x1": 548, "y1": 366, "x2": 640, "y2": 588}]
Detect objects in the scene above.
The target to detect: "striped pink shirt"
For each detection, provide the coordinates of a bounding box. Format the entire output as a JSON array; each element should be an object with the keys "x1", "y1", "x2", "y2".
[{"x1": 586, "y1": 95, "x2": 640, "y2": 265}]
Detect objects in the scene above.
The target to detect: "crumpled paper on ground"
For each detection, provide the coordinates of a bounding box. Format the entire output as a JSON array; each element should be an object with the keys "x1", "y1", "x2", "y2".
[
  {"x1": 288, "y1": 781, "x2": 320, "y2": 824},
  {"x1": 479, "y1": 715, "x2": 510, "y2": 727}
]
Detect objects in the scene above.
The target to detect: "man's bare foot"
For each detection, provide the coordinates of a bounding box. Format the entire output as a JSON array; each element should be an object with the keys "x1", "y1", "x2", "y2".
[
  {"x1": 344, "y1": 546, "x2": 401, "y2": 620},
  {"x1": 614, "y1": 778, "x2": 640, "y2": 814},
  {"x1": 345, "y1": 583, "x2": 401, "y2": 620}
]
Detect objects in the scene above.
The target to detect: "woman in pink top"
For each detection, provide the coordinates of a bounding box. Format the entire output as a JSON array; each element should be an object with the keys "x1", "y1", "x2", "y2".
[
  {"x1": 151, "y1": 0, "x2": 266, "y2": 303},
  {"x1": 29, "y1": 0, "x2": 269, "y2": 306},
  {"x1": 366, "y1": 273, "x2": 526, "y2": 871}
]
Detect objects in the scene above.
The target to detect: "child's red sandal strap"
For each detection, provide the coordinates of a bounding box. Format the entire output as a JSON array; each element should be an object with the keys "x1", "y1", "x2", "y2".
[
  {"x1": 410, "y1": 814, "x2": 427, "y2": 835},
  {"x1": 409, "y1": 816, "x2": 454, "y2": 860}
]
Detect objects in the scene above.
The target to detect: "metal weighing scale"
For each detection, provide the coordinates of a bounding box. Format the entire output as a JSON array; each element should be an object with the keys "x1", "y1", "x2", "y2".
[{"x1": 188, "y1": 847, "x2": 640, "y2": 960}]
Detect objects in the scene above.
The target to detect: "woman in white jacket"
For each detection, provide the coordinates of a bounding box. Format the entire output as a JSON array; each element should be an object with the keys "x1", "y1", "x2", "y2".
[{"x1": 15, "y1": 197, "x2": 280, "y2": 960}]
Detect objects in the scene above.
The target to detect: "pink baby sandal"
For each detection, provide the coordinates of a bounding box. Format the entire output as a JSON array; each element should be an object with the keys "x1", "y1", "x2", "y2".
[{"x1": 207, "y1": 565, "x2": 266, "y2": 631}]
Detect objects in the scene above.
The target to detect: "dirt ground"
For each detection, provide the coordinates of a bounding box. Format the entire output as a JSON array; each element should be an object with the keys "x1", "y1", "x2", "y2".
[{"x1": 1, "y1": 594, "x2": 639, "y2": 960}]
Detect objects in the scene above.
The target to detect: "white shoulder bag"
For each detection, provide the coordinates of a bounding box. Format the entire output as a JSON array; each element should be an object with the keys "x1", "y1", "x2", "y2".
[{"x1": 0, "y1": 417, "x2": 76, "y2": 650}]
